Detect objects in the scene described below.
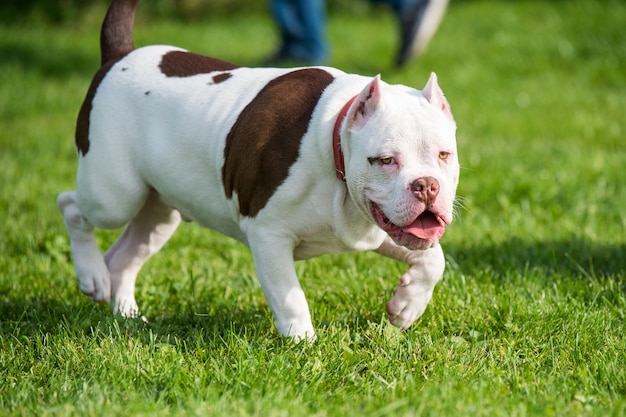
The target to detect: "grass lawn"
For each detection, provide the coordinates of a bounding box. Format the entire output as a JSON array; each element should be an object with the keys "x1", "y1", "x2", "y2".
[{"x1": 1, "y1": 0, "x2": 625, "y2": 415}]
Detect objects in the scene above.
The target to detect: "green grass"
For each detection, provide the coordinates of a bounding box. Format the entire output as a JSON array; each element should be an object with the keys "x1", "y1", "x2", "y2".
[{"x1": 1, "y1": 0, "x2": 625, "y2": 415}]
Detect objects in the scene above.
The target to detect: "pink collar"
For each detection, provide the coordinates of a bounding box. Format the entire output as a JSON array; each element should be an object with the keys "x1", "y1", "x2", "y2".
[{"x1": 332, "y1": 95, "x2": 357, "y2": 181}]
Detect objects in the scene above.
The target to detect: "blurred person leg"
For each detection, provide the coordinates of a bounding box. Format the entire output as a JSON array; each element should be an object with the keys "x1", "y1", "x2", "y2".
[
  {"x1": 267, "y1": 0, "x2": 328, "y2": 65},
  {"x1": 382, "y1": 0, "x2": 449, "y2": 67}
]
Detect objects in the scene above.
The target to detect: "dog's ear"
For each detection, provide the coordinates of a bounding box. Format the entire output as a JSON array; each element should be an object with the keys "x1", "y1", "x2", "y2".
[
  {"x1": 347, "y1": 75, "x2": 382, "y2": 130},
  {"x1": 423, "y1": 72, "x2": 454, "y2": 121}
]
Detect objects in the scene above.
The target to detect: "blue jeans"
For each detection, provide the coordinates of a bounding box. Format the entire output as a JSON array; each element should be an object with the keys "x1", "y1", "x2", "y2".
[
  {"x1": 270, "y1": 0, "x2": 423, "y2": 63},
  {"x1": 270, "y1": 0, "x2": 328, "y2": 63}
]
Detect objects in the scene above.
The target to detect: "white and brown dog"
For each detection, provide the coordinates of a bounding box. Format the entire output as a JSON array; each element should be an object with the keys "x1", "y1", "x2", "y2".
[{"x1": 58, "y1": 0, "x2": 459, "y2": 340}]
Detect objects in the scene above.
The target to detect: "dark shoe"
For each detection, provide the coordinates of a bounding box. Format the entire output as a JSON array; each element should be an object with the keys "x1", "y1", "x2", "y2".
[
  {"x1": 262, "y1": 48, "x2": 290, "y2": 66},
  {"x1": 261, "y1": 48, "x2": 322, "y2": 68},
  {"x1": 395, "y1": 0, "x2": 448, "y2": 67}
]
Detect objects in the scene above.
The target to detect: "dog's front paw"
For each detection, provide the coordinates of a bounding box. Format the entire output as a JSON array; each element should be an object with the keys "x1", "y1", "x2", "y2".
[
  {"x1": 386, "y1": 277, "x2": 433, "y2": 330},
  {"x1": 276, "y1": 318, "x2": 316, "y2": 343}
]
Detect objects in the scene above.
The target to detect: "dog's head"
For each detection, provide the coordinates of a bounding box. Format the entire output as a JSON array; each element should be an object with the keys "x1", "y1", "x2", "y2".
[{"x1": 341, "y1": 73, "x2": 458, "y2": 250}]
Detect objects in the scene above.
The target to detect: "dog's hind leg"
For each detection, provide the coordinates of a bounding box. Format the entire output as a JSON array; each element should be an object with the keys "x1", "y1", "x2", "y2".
[
  {"x1": 103, "y1": 191, "x2": 181, "y2": 317},
  {"x1": 57, "y1": 190, "x2": 113, "y2": 303}
]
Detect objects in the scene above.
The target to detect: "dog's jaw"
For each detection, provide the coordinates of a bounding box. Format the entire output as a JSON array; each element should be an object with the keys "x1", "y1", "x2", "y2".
[{"x1": 370, "y1": 202, "x2": 447, "y2": 250}]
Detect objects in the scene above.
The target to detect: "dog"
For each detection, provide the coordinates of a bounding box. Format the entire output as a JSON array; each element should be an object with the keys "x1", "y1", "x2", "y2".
[{"x1": 57, "y1": 0, "x2": 459, "y2": 341}]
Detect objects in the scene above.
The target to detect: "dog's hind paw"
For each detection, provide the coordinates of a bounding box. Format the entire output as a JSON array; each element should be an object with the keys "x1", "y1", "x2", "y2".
[
  {"x1": 74, "y1": 256, "x2": 111, "y2": 303},
  {"x1": 113, "y1": 296, "x2": 141, "y2": 319}
]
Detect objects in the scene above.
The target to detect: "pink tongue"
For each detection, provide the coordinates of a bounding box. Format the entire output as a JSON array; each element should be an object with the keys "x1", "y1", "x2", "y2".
[{"x1": 402, "y1": 212, "x2": 445, "y2": 240}]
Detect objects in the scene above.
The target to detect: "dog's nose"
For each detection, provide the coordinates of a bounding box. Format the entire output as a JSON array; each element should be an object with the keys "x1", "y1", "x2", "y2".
[{"x1": 412, "y1": 176, "x2": 439, "y2": 207}]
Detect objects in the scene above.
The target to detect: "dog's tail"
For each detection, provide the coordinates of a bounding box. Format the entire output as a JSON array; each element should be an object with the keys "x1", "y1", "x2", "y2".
[{"x1": 100, "y1": 0, "x2": 140, "y2": 65}]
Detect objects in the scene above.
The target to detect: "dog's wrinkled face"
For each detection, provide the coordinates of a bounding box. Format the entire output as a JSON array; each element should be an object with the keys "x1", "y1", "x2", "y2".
[{"x1": 343, "y1": 74, "x2": 458, "y2": 250}]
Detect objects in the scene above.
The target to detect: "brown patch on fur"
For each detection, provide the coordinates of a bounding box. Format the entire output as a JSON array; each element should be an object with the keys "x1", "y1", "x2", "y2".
[
  {"x1": 212, "y1": 72, "x2": 232, "y2": 84},
  {"x1": 159, "y1": 51, "x2": 238, "y2": 77},
  {"x1": 222, "y1": 68, "x2": 335, "y2": 217},
  {"x1": 75, "y1": 59, "x2": 122, "y2": 156}
]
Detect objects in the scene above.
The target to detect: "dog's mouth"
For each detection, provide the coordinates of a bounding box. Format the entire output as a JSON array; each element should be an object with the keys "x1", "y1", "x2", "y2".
[{"x1": 371, "y1": 203, "x2": 446, "y2": 242}]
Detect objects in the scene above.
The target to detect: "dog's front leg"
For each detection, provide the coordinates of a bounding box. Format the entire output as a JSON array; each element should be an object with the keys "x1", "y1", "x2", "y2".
[
  {"x1": 375, "y1": 236, "x2": 445, "y2": 329},
  {"x1": 248, "y1": 234, "x2": 315, "y2": 341}
]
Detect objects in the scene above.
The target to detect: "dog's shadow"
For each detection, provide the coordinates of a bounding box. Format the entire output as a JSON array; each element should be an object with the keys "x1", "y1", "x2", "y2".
[{"x1": 0, "y1": 295, "x2": 282, "y2": 349}]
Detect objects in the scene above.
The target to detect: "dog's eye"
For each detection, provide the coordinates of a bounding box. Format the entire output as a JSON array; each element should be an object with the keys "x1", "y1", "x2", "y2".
[
  {"x1": 380, "y1": 157, "x2": 394, "y2": 165},
  {"x1": 438, "y1": 151, "x2": 450, "y2": 160}
]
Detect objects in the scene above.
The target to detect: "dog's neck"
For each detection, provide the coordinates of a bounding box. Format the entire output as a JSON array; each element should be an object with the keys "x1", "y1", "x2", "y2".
[{"x1": 332, "y1": 95, "x2": 357, "y2": 182}]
